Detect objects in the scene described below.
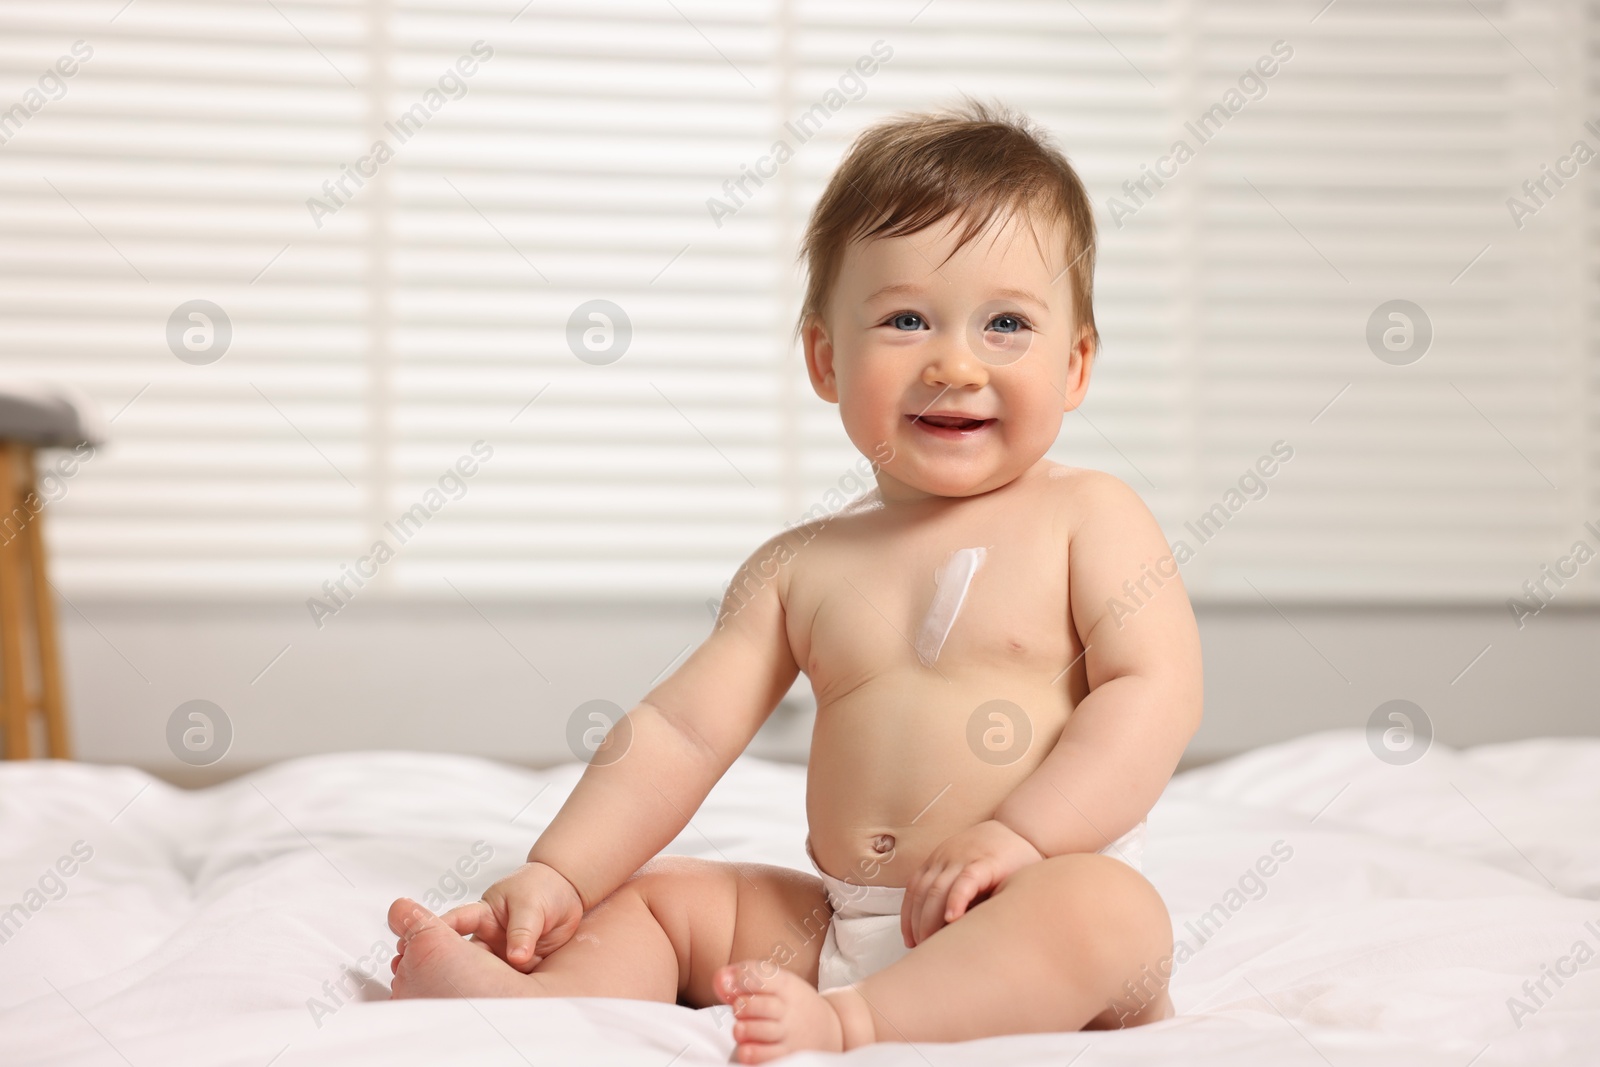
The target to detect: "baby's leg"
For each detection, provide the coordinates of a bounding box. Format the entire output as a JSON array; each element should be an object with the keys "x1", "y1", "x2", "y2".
[
  {"x1": 716, "y1": 852, "x2": 1173, "y2": 1060},
  {"x1": 389, "y1": 854, "x2": 831, "y2": 1008}
]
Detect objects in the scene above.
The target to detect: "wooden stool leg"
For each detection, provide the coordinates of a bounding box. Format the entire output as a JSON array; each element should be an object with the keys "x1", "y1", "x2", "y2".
[
  {"x1": 21, "y1": 454, "x2": 69, "y2": 759},
  {"x1": 0, "y1": 444, "x2": 31, "y2": 759}
]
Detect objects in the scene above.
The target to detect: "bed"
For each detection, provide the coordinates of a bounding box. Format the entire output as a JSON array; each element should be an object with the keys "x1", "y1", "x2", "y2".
[{"x1": 3, "y1": 728, "x2": 1596, "y2": 1066}]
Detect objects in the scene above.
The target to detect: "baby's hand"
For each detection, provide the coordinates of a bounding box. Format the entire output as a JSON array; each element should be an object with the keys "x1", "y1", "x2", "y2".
[
  {"x1": 441, "y1": 861, "x2": 585, "y2": 972},
  {"x1": 901, "y1": 820, "x2": 1044, "y2": 948}
]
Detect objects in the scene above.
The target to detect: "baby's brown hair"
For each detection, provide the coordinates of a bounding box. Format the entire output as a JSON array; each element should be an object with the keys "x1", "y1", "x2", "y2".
[{"x1": 796, "y1": 97, "x2": 1099, "y2": 354}]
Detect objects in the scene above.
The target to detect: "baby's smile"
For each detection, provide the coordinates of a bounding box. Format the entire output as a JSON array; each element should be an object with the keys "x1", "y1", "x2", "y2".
[{"x1": 904, "y1": 411, "x2": 997, "y2": 438}]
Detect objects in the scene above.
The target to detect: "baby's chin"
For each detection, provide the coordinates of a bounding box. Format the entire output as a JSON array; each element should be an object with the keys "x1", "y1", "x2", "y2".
[{"x1": 889, "y1": 455, "x2": 1036, "y2": 499}]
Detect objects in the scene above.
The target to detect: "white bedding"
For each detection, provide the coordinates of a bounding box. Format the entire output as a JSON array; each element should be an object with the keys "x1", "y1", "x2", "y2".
[{"x1": 3, "y1": 729, "x2": 1597, "y2": 1066}]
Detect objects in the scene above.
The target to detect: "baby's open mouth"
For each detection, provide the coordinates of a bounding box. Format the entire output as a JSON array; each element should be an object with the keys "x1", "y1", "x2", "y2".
[{"x1": 906, "y1": 413, "x2": 996, "y2": 437}]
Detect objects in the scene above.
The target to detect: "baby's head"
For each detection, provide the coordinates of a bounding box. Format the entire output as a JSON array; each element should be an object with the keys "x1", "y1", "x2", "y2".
[{"x1": 798, "y1": 99, "x2": 1099, "y2": 502}]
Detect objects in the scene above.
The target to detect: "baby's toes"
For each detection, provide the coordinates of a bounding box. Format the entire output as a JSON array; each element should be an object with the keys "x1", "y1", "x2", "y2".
[
  {"x1": 732, "y1": 1016, "x2": 785, "y2": 1044},
  {"x1": 714, "y1": 962, "x2": 845, "y2": 1060},
  {"x1": 731, "y1": 991, "x2": 783, "y2": 1020},
  {"x1": 387, "y1": 896, "x2": 433, "y2": 940},
  {"x1": 713, "y1": 960, "x2": 771, "y2": 1005},
  {"x1": 734, "y1": 1040, "x2": 790, "y2": 1064}
]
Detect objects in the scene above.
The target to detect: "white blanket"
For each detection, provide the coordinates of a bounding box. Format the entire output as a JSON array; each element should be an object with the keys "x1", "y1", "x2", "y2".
[{"x1": 2, "y1": 729, "x2": 1597, "y2": 1065}]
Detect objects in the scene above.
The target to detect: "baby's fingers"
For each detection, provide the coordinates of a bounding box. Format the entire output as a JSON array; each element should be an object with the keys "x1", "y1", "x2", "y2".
[
  {"x1": 915, "y1": 867, "x2": 960, "y2": 944},
  {"x1": 943, "y1": 867, "x2": 986, "y2": 924},
  {"x1": 901, "y1": 860, "x2": 945, "y2": 947},
  {"x1": 440, "y1": 901, "x2": 491, "y2": 937},
  {"x1": 443, "y1": 900, "x2": 508, "y2": 959},
  {"x1": 900, "y1": 878, "x2": 925, "y2": 949},
  {"x1": 505, "y1": 904, "x2": 547, "y2": 971}
]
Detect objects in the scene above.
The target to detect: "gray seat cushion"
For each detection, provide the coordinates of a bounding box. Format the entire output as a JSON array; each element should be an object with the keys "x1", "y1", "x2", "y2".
[{"x1": 0, "y1": 382, "x2": 107, "y2": 447}]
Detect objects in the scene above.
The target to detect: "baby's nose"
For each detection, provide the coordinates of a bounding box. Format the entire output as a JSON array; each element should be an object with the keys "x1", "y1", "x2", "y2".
[{"x1": 920, "y1": 338, "x2": 988, "y2": 388}]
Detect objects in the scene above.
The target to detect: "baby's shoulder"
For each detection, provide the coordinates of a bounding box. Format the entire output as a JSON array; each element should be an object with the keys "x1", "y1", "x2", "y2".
[
  {"x1": 752, "y1": 488, "x2": 880, "y2": 571},
  {"x1": 789, "y1": 487, "x2": 883, "y2": 540},
  {"x1": 1035, "y1": 463, "x2": 1152, "y2": 533},
  {"x1": 1037, "y1": 462, "x2": 1139, "y2": 505}
]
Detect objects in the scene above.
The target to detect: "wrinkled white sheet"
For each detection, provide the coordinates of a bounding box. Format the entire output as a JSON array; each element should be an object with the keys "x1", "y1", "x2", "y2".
[{"x1": 2, "y1": 729, "x2": 1598, "y2": 1066}]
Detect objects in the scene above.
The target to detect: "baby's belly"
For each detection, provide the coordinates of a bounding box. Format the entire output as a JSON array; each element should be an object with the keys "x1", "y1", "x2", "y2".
[{"x1": 804, "y1": 670, "x2": 1068, "y2": 888}]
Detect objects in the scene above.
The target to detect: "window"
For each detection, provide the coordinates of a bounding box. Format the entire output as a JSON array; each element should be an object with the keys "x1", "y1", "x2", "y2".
[{"x1": 2, "y1": 0, "x2": 1595, "y2": 606}]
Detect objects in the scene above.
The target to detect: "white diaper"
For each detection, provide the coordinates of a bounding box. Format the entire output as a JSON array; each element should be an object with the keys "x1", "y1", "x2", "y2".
[{"x1": 806, "y1": 822, "x2": 1148, "y2": 992}]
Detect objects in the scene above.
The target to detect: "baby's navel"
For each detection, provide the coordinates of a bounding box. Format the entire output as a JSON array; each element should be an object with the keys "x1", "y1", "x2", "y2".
[{"x1": 871, "y1": 833, "x2": 895, "y2": 854}]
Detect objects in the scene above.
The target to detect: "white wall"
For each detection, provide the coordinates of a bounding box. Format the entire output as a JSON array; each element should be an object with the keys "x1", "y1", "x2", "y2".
[{"x1": 48, "y1": 599, "x2": 1600, "y2": 784}]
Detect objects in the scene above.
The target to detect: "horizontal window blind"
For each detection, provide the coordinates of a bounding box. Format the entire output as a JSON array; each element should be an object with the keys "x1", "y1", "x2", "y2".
[
  {"x1": 0, "y1": 0, "x2": 1595, "y2": 605},
  {"x1": 1183, "y1": 0, "x2": 1592, "y2": 602}
]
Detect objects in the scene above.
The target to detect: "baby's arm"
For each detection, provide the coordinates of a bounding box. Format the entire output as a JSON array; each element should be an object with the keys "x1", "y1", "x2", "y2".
[
  {"x1": 455, "y1": 533, "x2": 801, "y2": 968},
  {"x1": 903, "y1": 472, "x2": 1202, "y2": 946},
  {"x1": 991, "y1": 470, "x2": 1202, "y2": 855}
]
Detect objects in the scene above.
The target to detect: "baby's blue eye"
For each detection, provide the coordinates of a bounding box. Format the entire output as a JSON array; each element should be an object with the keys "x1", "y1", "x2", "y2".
[
  {"x1": 987, "y1": 315, "x2": 1025, "y2": 334},
  {"x1": 889, "y1": 312, "x2": 925, "y2": 331}
]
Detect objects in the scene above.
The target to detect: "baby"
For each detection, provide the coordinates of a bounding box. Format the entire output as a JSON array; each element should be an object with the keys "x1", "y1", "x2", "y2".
[{"x1": 385, "y1": 99, "x2": 1203, "y2": 1061}]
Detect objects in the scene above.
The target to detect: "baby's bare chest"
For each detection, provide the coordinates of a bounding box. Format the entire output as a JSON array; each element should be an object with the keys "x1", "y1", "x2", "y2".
[{"x1": 782, "y1": 504, "x2": 1080, "y2": 695}]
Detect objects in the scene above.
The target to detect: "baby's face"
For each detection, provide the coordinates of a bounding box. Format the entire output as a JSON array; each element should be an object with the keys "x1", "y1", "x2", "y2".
[{"x1": 804, "y1": 209, "x2": 1095, "y2": 502}]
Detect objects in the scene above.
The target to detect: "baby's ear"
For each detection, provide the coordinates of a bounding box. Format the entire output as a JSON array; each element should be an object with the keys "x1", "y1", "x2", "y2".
[
  {"x1": 1062, "y1": 323, "x2": 1096, "y2": 411},
  {"x1": 801, "y1": 314, "x2": 840, "y2": 403}
]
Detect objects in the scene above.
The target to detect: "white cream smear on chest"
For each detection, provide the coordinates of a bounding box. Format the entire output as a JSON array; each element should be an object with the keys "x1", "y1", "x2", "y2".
[{"x1": 914, "y1": 546, "x2": 989, "y2": 667}]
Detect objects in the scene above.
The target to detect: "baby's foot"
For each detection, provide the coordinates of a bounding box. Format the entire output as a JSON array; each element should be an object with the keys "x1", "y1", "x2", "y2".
[
  {"x1": 386, "y1": 897, "x2": 540, "y2": 999},
  {"x1": 713, "y1": 960, "x2": 875, "y2": 1062}
]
